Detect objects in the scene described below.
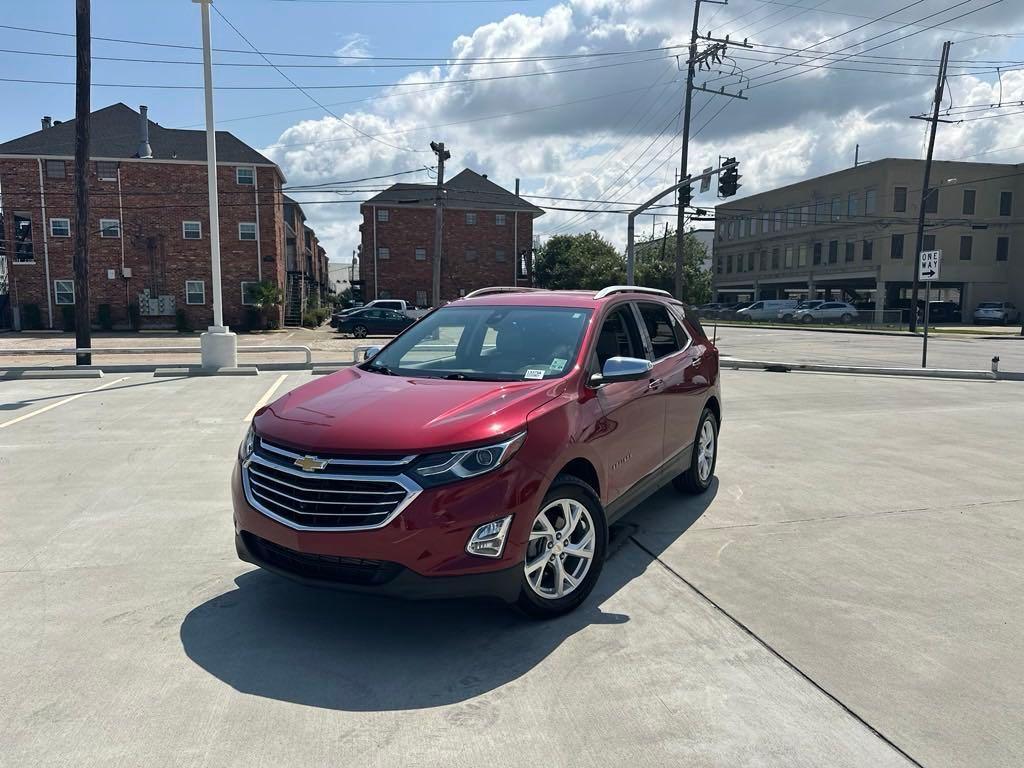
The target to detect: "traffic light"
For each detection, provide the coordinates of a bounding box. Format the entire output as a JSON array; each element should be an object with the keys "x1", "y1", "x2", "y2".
[
  {"x1": 679, "y1": 183, "x2": 693, "y2": 209},
  {"x1": 351, "y1": 279, "x2": 365, "y2": 303},
  {"x1": 718, "y1": 158, "x2": 741, "y2": 198}
]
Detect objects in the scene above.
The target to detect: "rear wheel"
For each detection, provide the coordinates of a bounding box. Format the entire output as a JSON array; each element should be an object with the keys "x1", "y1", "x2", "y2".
[
  {"x1": 516, "y1": 476, "x2": 606, "y2": 619},
  {"x1": 781, "y1": 313, "x2": 793, "y2": 322},
  {"x1": 840, "y1": 313, "x2": 854, "y2": 324},
  {"x1": 802, "y1": 314, "x2": 814, "y2": 324},
  {"x1": 673, "y1": 408, "x2": 718, "y2": 494},
  {"x1": 352, "y1": 324, "x2": 368, "y2": 338}
]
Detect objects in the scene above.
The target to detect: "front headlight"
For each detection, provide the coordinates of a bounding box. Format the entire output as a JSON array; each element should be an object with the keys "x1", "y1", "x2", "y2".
[
  {"x1": 409, "y1": 432, "x2": 526, "y2": 487},
  {"x1": 239, "y1": 423, "x2": 256, "y2": 461}
]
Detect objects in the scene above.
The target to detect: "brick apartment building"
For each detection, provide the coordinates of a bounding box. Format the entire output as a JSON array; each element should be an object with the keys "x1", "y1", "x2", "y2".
[
  {"x1": 283, "y1": 195, "x2": 330, "y2": 324},
  {"x1": 0, "y1": 103, "x2": 330, "y2": 331},
  {"x1": 360, "y1": 169, "x2": 543, "y2": 306}
]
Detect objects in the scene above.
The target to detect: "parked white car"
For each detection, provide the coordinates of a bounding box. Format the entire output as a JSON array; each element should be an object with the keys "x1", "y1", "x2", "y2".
[
  {"x1": 735, "y1": 300, "x2": 799, "y2": 322},
  {"x1": 973, "y1": 301, "x2": 1021, "y2": 325},
  {"x1": 777, "y1": 299, "x2": 824, "y2": 322},
  {"x1": 792, "y1": 302, "x2": 859, "y2": 324}
]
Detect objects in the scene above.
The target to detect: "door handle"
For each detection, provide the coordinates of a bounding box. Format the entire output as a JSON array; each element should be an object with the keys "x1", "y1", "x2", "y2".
[
  {"x1": 690, "y1": 356, "x2": 703, "y2": 368},
  {"x1": 647, "y1": 378, "x2": 664, "y2": 390}
]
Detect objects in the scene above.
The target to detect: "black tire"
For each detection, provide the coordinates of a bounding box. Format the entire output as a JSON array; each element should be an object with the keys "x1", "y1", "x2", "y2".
[
  {"x1": 781, "y1": 313, "x2": 793, "y2": 323},
  {"x1": 673, "y1": 408, "x2": 719, "y2": 495},
  {"x1": 352, "y1": 325, "x2": 368, "y2": 338},
  {"x1": 515, "y1": 475, "x2": 607, "y2": 619},
  {"x1": 802, "y1": 314, "x2": 814, "y2": 324},
  {"x1": 840, "y1": 313, "x2": 854, "y2": 324}
]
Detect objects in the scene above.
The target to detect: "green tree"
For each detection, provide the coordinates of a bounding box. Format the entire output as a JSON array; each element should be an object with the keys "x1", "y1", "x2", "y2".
[
  {"x1": 634, "y1": 229, "x2": 712, "y2": 305},
  {"x1": 534, "y1": 233, "x2": 625, "y2": 290}
]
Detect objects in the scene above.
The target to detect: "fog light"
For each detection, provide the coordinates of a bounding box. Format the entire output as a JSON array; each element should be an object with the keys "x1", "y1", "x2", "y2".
[{"x1": 466, "y1": 515, "x2": 513, "y2": 558}]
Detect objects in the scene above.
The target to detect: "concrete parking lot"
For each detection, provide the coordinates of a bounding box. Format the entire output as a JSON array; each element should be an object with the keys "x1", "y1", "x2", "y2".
[{"x1": 1, "y1": 367, "x2": 1021, "y2": 767}]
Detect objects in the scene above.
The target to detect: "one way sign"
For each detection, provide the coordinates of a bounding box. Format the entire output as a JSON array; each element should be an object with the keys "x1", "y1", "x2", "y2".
[{"x1": 919, "y1": 249, "x2": 941, "y2": 281}]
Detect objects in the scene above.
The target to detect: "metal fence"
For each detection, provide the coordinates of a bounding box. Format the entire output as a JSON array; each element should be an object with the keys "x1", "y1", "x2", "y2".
[{"x1": 693, "y1": 309, "x2": 908, "y2": 330}]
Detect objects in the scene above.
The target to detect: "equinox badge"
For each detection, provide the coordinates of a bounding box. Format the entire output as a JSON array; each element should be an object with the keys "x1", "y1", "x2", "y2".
[{"x1": 294, "y1": 455, "x2": 329, "y2": 472}]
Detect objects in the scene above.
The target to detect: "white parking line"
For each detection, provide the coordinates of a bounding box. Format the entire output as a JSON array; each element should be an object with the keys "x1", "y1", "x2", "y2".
[
  {"x1": 243, "y1": 374, "x2": 288, "y2": 422},
  {"x1": 0, "y1": 377, "x2": 130, "y2": 430}
]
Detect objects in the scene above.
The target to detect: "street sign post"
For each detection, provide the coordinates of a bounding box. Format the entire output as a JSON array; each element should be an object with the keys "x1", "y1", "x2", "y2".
[
  {"x1": 918, "y1": 250, "x2": 941, "y2": 367},
  {"x1": 699, "y1": 167, "x2": 713, "y2": 193}
]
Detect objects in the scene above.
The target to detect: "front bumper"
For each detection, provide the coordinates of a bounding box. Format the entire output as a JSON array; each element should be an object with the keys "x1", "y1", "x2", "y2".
[{"x1": 231, "y1": 456, "x2": 547, "y2": 602}]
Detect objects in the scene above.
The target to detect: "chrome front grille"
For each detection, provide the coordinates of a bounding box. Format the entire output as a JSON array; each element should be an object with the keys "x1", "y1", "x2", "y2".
[{"x1": 242, "y1": 438, "x2": 421, "y2": 531}]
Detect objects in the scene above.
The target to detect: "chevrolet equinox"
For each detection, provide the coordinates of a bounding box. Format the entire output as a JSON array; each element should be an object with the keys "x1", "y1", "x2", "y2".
[{"x1": 233, "y1": 286, "x2": 721, "y2": 617}]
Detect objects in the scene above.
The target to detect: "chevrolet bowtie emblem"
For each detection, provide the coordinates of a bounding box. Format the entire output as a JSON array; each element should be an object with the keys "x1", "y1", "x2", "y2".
[{"x1": 294, "y1": 455, "x2": 329, "y2": 472}]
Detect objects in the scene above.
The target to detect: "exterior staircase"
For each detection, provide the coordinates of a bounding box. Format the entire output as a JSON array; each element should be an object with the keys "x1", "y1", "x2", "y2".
[{"x1": 285, "y1": 272, "x2": 303, "y2": 326}]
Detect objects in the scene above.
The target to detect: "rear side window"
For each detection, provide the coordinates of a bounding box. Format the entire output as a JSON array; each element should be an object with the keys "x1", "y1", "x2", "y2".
[
  {"x1": 636, "y1": 302, "x2": 685, "y2": 360},
  {"x1": 676, "y1": 305, "x2": 704, "y2": 340},
  {"x1": 594, "y1": 305, "x2": 644, "y2": 368}
]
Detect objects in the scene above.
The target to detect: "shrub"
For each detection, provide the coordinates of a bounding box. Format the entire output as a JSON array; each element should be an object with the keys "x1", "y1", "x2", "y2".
[
  {"x1": 22, "y1": 304, "x2": 42, "y2": 330},
  {"x1": 175, "y1": 308, "x2": 192, "y2": 332},
  {"x1": 128, "y1": 302, "x2": 141, "y2": 331},
  {"x1": 301, "y1": 307, "x2": 330, "y2": 328},
  {"x1": 61, "y1": 305, "x2": 76, "y2": 331},
  {"x1": 244, "y1": 306, "x2": 264, "y2": 331},
  {"x1": 97, "y1": 304, "x2": 113, "y2": 331}
]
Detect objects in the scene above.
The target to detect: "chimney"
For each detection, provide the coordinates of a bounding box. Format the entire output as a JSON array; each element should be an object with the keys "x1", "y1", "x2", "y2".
[
  {"x1": 41, "y1": 116, "x2": 52, "y2": 130},
  {"x1": 481, "y1": 173, "x2": 488, "y2": 179},
  {"x1": 137, "y1": 105, "x2": 153, "y2": 159}
]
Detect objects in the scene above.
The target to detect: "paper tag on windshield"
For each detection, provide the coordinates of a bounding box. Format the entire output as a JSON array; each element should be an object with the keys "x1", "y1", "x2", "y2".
[
  {"x1": 549, "y1": 358, "x2": 567, "y2": 372},
  {"x1": 524, "y1": 369, "x2": 546, "y2": 380}
]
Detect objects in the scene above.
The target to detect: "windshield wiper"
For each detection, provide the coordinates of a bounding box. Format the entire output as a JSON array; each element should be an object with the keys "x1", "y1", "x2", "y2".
[
  {"x1": 442, "y1": 372, "x2": 497, "y2": 381},
  {"x1": 363, "y1": 362, "x2": 394, "y2": 376}
]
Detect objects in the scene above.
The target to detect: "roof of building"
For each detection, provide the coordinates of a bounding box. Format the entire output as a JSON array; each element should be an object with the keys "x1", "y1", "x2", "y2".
[
  {"x1": 362, "y1": 169, "x2": 544, "y2": 216},
  {"x1": 0, "y1": 103, "x2": 275, "y2": 166}
]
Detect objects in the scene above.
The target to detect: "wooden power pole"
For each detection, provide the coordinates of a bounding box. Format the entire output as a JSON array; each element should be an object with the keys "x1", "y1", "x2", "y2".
[
  {"x1": 430, "y1": 141, "x2": 450, "y2": 307},
  {"x1": 74, "y1": 0, "x2": 92, "y2": 365}
]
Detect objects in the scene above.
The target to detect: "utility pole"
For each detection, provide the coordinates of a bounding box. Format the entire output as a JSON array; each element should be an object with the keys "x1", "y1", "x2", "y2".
[
  {"x1": 194, "y1": 0, "x2": 236, "y2": 369},
  {"x1": 430, "y1": 141, "x2": 449, "y2": 307},
  {"x1": 513, "y1": 177, "x2": 519, "y2": 287},
  {"x1": 854, "y1": 144, "x2": 859, "y2": 167},
  {"x1": 73, "y1": 0, "x2": 91, "y2": 366},
  {"x1": 909, "y1": 40, "x2": 952, "y2": 333}
]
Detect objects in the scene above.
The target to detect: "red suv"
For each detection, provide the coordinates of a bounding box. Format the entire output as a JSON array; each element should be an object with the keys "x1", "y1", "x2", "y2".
[{"x1": 232, "y1": 286, "x2": 721, "y2": 617}]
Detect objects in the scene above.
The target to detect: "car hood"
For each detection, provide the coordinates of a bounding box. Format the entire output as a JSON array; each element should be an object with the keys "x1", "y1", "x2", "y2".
[{"x1": 253, "y1": 367, "x2": 566, "y2": 454}]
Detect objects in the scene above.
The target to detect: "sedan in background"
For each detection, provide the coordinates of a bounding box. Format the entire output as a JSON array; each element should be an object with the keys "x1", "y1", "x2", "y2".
[
  {"x1": 336, "y1": 308, "x2": 416, "y2": 338},
  {"x1": 792, "y1": 302, "x2": 859, "y2": 324},
  {"x1": 973, "y1": 301, "x2": 1020, "y2": 325}
]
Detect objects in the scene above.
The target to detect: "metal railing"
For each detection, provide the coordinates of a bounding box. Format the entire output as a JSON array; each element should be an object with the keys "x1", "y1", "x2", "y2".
[{"x1": 0, "y1": 345, "x2": 313, "y2": 366}]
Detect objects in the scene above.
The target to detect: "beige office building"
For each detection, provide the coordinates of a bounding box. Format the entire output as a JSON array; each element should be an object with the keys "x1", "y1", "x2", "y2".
[{"x1": 711, "y1": 158, "x2": 1022, "y2": 319}]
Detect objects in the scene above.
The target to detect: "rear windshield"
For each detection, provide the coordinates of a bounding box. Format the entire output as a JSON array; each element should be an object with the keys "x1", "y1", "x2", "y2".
[
  {"x1": 978, "y1": 302, "x2": 1002, "y2": 308},
  {"x1": 367, "y1": 305, "x2": 592, "y2": 381}
]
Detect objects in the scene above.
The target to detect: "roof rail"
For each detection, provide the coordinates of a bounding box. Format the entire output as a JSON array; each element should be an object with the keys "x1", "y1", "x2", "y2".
[
  {"x1": 593, "y1": 285, "x2": 673, "y2": 300},
  {"x1": 462, "y1": 286, "x2": 547, "y2": 299}
]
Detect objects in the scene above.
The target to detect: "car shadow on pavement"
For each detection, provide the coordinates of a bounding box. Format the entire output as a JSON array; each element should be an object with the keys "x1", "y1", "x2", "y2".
[{"x1": 179, "y1": 481, "x2": 717, "y2": 712}]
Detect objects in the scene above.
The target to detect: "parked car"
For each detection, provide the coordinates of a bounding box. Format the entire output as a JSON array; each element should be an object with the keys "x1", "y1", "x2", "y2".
[
  {"x1": 792, "y1": 301, "x2": 859, "y2": 324},
  {"x1": 696, "y1": 302, "x2": 729, "y2": 319},
  {"x1": 927, "y1": 301, "x2": 962, "y2": 323},
  {"x1": 234, "y1": 285, "x2": 721, "y2": 617},
  {"x1": 718, "y1": 301, "x2": 750, "y2": 320},
  {"x1": 973, "y1": 301, "x2": 1021, "y2": 325},
  {"x1": 778, "y1": 300, "x2": 824, "y2": 322},
  {"x1": 336, "y1": 308, "x2": 416, "y2": 337},
  {"x1": 735, "y1": 300, "x2": 798, "y2": 322}
]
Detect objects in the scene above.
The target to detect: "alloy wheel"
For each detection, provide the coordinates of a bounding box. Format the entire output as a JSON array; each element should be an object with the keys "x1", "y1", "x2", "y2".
[
  {"x1": 524, "y1": 499, "x2": 596, "y2": 600},
  {"x1": 697, "y1": 418, "x2": 716, "y2": 483}
]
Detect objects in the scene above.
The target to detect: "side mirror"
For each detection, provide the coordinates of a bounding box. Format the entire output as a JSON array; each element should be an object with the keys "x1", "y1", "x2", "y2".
[
  {"x1": 362, "y1": 346, "x2": 382, "y2": 361},
  {"x1": 589, "y1": 356, "x2": 652, "y2": 387}
]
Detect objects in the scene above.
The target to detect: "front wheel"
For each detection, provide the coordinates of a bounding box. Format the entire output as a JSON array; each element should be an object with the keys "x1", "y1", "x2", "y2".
[
  {"x1": 352, "y1": 324, "x2": 368, "y2": 338},
  {"x1": 516, "y1": 476, "x2": 606, "y2": 619},
  {"x1": 673, "y1": 408, "x2": 719, "y2": 494},
  {"x1": 802, "y1": 314, "x2": 814, "y2": 324}
]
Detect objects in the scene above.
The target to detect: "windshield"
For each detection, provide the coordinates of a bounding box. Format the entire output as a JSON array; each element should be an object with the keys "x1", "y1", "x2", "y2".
[{"x1": 366, "y1": 305, "x2": 592, "y2": 381}]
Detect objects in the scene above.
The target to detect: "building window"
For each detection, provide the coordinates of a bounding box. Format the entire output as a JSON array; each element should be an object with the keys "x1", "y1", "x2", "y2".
[
  {"x1": 377, "y1": 247, "x2": 390, "y2": 260},
  {"x1": 377, "y1": 208, "x2": 389, "y2": 222},
  {"x1": 716, "y1": 256, "x2": 723, "y2": 274},
  {"x1": 801, "y1": 205, "x2": 811, "y2": 226},
  {"x1": 771, "y1": 212, "x2": 781, "y2": 232},
  {"x1": 495, "y1": 213, "x2": 506, "y2": 225},
  {"x1": 962, "y1": 189, "x2": 976, "y2": 215},
  {"x1": 814, "y1": 199, "x2": 826, "y2": 224},
  {"x1": 182, "y1": 221, "x2": 202, "y2": 240},
  {"x1": 787, "y1": 208, "x2": 799, "y2": 229},
  {"x1": 923, "y1": 188, "x2": 939, "y2": 215},
  {"x1": 96, "y1": 161, "x2": 118, "y2": 181},
  {"x1": 847, "y1": 193, "x2": 859, "y2": 218},
  {"x1": 784, "y1": 246, "x2": 794, "y2": 269},
  {"x1": 238, "y1": 222, "x2": 257, "y2": 241},
  {"x1": 416, "y1": 289, "x2": 428, "y2": 306},
  {"x1": 241, "y1": 281, "x2": 260, "y2": 306},
  {"x1": 495, "y1": 249, "x2": 507, "y2": 262},
  {"x1": 49, "y1": 218, "x2": 71, "y2": 238},
  {"x1": 45, "y1": 160, "x2": 66, "y2": 179},
  {"x1": 185, "y1": 280, "x2": 205, "y2": 305},
  {"x1": 99, "y1": 218, "x2": 120, "y2": 238},
  {"x1": 893, "y1": 186, "x2": 907, "y2": 213},
  {"x1": 864, "y1": 189, "x2": 877, "y2": 214},
  {"x1": 759, "y1": 250, "x2": 767, "y2": 271},
  {"x1": 747, "y1": 252, "x2": 754, "y2": 271},
  {"x1": 845, "y1": 241, "x2": 855, "y2": 262},
  {"x1": 891, "y1": 233, "x2": 904, "y2": 259},
  {"x1": 830, "y1": 196, "x2": 841, "y2": 221},
  {"x1": 414, "y1": 247, "x2": 426, "y2": 261},
  {"x1": 465, "y1": 212, "x2": 477, "y2": 225},
  {"x1": 812, "y1": 242, "x2": 822, "y2": 265},
  {"x1": 736, "y1": 254, "x2": 744, "y2": 273},
  {"x1": 996, "y1": 237, "x2": 1009, "y2": 262},
  {"x1": 999, "y1": 191, "x2": 1013, "y2": 216},
  {"x1": 726, "y1": 254, "x2": 733, "y2": 273},
  {"x1": 742, "y1": 218, "x2": 750, "y2": 238},
  {"x1": 798, "y1": 243, "x2": 808, "y2": 267},
  {"x1": 761, "y1": 212, "x2": 769, "y2": 233},
  {"x1": 923, "y1": 234, "x2": 936, "y2": 252},
  {"x1": 54, "y1": 279, "x2": 75, "y2": 305},
  {"x1": 828, "y1": 240, "x2": 838, "y2": 264},
  {"x1": 236, "y1": 167, "x2": 255, "y2": 185},
  {"x1": 959, "y1": 235, "x2": 973, "y2": 261},
  {"x1": 771, "y1": 248, "x2": 779, "y2": 269},
  {"x1": 13, "y1": 213, "x2": 33, "y2": 262},
  {"x1": 751, "y1": 217, "x2": 759, "y2": 236},
  {"x1": 863, "y1": 239, "x2": 873, "y2": 261}
]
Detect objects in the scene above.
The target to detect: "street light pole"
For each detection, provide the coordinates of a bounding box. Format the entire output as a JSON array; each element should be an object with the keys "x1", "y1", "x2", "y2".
[{"x1": 193, "y1": 0, "x2": 236, "y2": 369}]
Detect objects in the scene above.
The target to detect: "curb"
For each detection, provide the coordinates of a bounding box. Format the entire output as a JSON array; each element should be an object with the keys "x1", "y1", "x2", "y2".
[
  {"x1": 722, "y1": 358, "x2": 1002, "y2": 381},
  {"x1": 153, "y1": 366, "x2": 260, "y2": 377},
  {"x1": 1, "y1": 369, "x2": 105, "y2": 380}
]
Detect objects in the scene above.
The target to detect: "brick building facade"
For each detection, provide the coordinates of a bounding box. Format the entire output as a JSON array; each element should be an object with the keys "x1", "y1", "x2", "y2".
[
  {"x1": 360, "y1": 169, "x2": 542, "y2": 305},
  {"x1": 0, "y1": 103, "x2": 329, "y2": 331}
]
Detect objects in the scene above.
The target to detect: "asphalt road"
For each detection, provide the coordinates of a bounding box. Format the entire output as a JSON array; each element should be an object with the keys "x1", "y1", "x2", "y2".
[
  {"x1": 1, "y1": 369, "x2": 1021, "y2": 767},
  {"x1": 713, "y1": 325, "x2": 1024, "y2": 371}
]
